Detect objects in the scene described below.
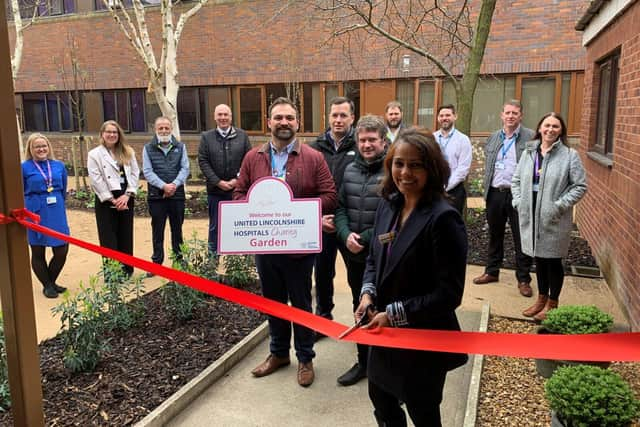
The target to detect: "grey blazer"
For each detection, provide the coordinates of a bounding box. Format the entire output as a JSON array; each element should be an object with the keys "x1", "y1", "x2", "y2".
[{"x1": 511, "y1": 140, "x2": 587, "y2": 258}]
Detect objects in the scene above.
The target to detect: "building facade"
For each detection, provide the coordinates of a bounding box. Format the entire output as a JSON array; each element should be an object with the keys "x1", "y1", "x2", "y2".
[{"x1": 576, "y1": 0, "x2": 640, "y2": 330}]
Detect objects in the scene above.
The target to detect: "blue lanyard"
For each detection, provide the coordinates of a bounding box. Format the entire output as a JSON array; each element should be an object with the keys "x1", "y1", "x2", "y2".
[
  {"x1": 500, "y1": 133, "x2": 517, "y2": 160},
  {"x1": 438, "y1": 128, "x2": 455, "y2": 153},
  {"x1": 270, "y1": 148, "x2": 287, "y2": 179}
]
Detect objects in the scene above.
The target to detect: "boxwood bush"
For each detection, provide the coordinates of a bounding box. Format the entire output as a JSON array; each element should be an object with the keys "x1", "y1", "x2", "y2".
[{"x1": 542, "y1": 305, "x2": 613, "y2": 335}]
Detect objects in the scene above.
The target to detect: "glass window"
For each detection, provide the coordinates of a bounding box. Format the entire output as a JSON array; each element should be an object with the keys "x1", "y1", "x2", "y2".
[
  {"x1": 239, "y1": 87, "x2": 262, "y2": 131},
  {"x1": 130, "y1": 90, "x2": 146, "y2": 132},
  {"x1": 303, "y1": 83, "x2": 322, "y2": 133},
  {"x1": 95, "y1": 0, "x2": 132, "y2": 10},
  {"x1": 442, "y1": 81, "x2": 456, "y2": 106},
  {"x1": 343, "y1": 82, "x2": 360, "y2": 122},
  {"x1": 560, "y1": 74, "x2": 571, "y2": 122},
  {"x1": 396, "y1": 80, "x2": 415, "y2": 125},
  {"x1": 471, "y1": 76, "x2": 516, "y2": 132},
  {"x1": 178, "y1": 87, "x2": 199, "y2": 132},
  {"x1": 23, "y1": 93, "x2": 47, "y2": 132},
  {"x1": 594, "y1": 51, "x2": 619, "y2": 156},
  {"x1": 521, "y1": 77, "x2": 555, "y2": 130},
  {"x1": 36, "y1": 0, "x2": 75, "y2": 15},
  {"x1": 21, "y1": 92, "x2": 76, "y2": 132},
  {"x1": 103, "y1": 89, "x2": 145, "y2": 132},
  {"x1": 324, "y1": 84, "x2": 339, "y2": 129},
  {"x1": 417, "y1": 81, "x2": 435, "y2": 129}
]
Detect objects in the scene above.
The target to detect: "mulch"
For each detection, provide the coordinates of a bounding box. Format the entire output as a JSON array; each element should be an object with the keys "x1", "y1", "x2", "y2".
[{"x1": 0, "y1": 195, "x2": 599, "y2": 425}]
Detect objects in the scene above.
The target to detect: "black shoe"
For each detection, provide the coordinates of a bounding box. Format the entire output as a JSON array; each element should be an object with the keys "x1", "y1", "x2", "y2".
[
  {"x1": 314, "y1": 331, "x2": 327, "y2": 342},
  {"x1": 43, "y1": 284, "x2": 58, "y2": 299},
  {"x1": 337, "y1": 363, "x2": 367, "y2": 386},
  {"x1": 53, "y1": 283, "x2": 67, "y2": 293}
]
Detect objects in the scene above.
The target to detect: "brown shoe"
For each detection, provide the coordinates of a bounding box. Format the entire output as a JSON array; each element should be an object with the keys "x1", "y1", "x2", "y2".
[
  {"x1": 251, "y1": 354, "x2": 290, "y2": 377},
  {"x1": 473, "y1": 273, "x2": 499, "y2": 285},
  {"x1": 297, "y1": 361, "x2": 314, "y2": 387},
  {"x1": 523, "y1": 295, "x2": 548, "y2": 317},
  {"x1": 534, "y1": 299, "x2": 559, "y2": 323},
  {"x1": 518, "y1": 282, "x2": 533, "y2": 297}
]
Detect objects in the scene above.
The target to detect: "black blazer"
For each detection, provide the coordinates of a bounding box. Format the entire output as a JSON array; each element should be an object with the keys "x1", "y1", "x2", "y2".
[{"x1": 363, "y1": 195, "x2": 468, "y2": 399}]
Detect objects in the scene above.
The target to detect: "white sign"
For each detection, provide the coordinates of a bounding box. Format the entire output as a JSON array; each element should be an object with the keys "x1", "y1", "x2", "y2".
[{"x1": 217, "y1": 177, "x2": 322, "y2": 254}]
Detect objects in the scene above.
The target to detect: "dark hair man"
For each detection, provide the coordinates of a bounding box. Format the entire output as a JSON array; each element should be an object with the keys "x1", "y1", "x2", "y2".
[
  {"x1": 142, "y1": 117, "x2": 190, "y2": 274},
  {"x1": 472, "y1": 100, "x2": 534, "y2": 297},
  {"x1": 433, "y1": 104, "x2": 472, "y2": 214},
  {"x1": 234, "y1": 97, "x2": 337, "y2": 387},
  {"x1": 309, "y1": 96, "x2": 357, "y2": 331},
  {"x1": 198, "y1": 104, "x2": 252, "y2": 253}
]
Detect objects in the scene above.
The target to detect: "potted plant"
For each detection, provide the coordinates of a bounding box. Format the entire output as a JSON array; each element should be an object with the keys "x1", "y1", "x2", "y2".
[
  {"x1": 536, "y1": 305, "x2": 614, "y2": 378},
  {"x1": 545, "y1": 365, "x2": 640, "y2": 427}
]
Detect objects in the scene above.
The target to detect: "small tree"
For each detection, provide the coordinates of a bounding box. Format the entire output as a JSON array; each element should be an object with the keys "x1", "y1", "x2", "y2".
[
  {"x1": 314, "y1": 0, "x2": 498, "y2": 136},
  {"x1": 104, "y1": 0, "x2": 210, "y2": 138}
]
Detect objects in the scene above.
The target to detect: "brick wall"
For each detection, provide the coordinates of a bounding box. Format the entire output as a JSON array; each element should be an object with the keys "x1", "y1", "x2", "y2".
[
  {"x1": 577, "y1": 1, "x2": 640, "y2": 331},
  {"x1": 9, "y1": 0, "x2": 587, "y2": 92}
]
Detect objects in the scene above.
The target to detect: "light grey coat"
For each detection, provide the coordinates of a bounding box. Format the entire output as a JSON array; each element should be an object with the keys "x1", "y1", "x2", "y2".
[
  {"x1": 482, "y1": 126, "x2": 535, "y2": 200},
  {"x1": 511, "y1": 140, "x2": 587, "y2": 258}
]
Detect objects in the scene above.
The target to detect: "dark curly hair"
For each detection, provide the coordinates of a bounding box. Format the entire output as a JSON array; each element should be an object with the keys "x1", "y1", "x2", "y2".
[{"x1": 380, "y1": 127, "x2": 450, "y2": 204}]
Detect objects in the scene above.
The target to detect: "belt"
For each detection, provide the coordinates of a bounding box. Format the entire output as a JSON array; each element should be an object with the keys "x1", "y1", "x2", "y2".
[{"x1": 491, "y1": 186, "x2": 511, "y2": 193}]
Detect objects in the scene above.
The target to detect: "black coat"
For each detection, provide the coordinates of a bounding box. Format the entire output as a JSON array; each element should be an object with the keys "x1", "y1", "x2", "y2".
[
  {"x1": 198, "y1": 127, "x2": 251, "y2": 195},
  {"x1": 363, "y1": 195, "x2": 468, "y2": 400}
]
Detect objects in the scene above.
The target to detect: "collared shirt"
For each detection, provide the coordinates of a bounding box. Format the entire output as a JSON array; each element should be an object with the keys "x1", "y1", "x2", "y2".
[
  {"x1": 491, "y1": 126, "x2": 520, "y2": 188},
  {"x1": 217, "y1": 126, "x2": 230, "y2": 138},
  {"x1": 269, "y1": 139, "x2": 295, "y2": 179},
  {"x1": 386, "y1": 126, "x2": 401, "y2": 143},
  {"x1": 433, "y1": 127, "x2": 472, "y2": 191},
  {"x1": 326, "y1": 130, "x2": 350, "y2": 152},
  {"x1": 142, "y1": 141, "x2": 190, "y2": 188}
]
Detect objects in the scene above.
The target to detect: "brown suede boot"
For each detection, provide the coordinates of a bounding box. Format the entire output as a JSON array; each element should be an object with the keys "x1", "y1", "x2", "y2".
[
  {"x1": 534, "y1": 299, "x2": 558, "y2": 322},
  {"x1": 522, "y1": 295, "x2": 548, "y2": 317}
]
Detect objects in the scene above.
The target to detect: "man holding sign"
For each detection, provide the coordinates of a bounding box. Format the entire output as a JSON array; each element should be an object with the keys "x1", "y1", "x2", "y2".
[{"x1": 234, "y1": 97, "x2": 337, "y2": 387}]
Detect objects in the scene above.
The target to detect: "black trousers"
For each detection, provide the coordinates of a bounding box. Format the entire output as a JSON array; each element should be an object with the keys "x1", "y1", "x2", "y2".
[
  {"x1": 339, "y1": 248, "x2": 369, "y2": 367},
  {"x1": 95, "y1": 196, "x2": 134, "y2": 276},
  {"x1": 369, "y1": 369, "x2": 447, "y2": 427},
  {"x1": 535, "y1": 257, "x2": 564, "y2": 300},
  {"x1": 148, "y1": 198, "x2": 185, "y2": 264},
  {"x1": 314, "y1": 231, "x2": 338, "y2": 319},
  {"x1": 485, "y1": 188, "x2": 532, "y2": 283},
  {"x1": 446, "y1": 183, "x2": 466, "y2": 216}
]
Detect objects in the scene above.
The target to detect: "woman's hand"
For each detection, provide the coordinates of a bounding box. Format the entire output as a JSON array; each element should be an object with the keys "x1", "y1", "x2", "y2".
[
  {"x1": 354, "y1": 294, "x2": 373, "y2": 324},
  {"x1": 362, "y1": 312, "x2": 390, "y2": 329},
  {"x1": 113, "y1": 194, "x2": 130, "y2": 211}
]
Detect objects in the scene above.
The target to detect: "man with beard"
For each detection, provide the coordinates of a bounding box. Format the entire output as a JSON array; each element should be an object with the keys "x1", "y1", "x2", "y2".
[
  {"x1": 198, "y1": 104, "x2": 252, "y2": 253},
  {"x1": 433, "y1": 104, "x2": 472, "y2": 214},
  {"x1": 234, "y1": 97, "x2": 337, "y2": 387},
  {"x1": 334, "y1": 115, "x2": 387, "y2": 386},
  {"x1": 472, "y1": 100, "x2": 534, "y2": 298},
  {"x1": 384, "y1": 100, "x2": 405, "y2": 144},
  {"x1": 309, "y1": 97, "x2": 357, "y2": 330},
  {"x1": 142, "y1": 116, "x2": 190, "y2": 273}
]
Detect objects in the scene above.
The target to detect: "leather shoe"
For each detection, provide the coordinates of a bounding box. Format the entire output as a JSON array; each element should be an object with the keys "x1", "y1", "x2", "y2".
[
  {"x1": 337, "y1": 362, "x2": 367, "y2": 386},
  {"x1": 518, "y1": 282, "x2": 533, "y2": 297},
  {"x1": 53, "y1": 283, "x2": 67, "y2": 293},
  {"x1": 297, "y1": 361, "x2": 314, "y2": 387},
  {"x1": 251, "y1": 354, "x2": 290, "y2": 377},
  {"x1": 473, "y1": 273, "x2": 499, "y2": 285}
]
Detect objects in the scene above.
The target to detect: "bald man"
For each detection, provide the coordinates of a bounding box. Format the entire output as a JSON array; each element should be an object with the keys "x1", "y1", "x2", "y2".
[{"x1": 198, "y1": 104, "x2": 252, "y2": 253}]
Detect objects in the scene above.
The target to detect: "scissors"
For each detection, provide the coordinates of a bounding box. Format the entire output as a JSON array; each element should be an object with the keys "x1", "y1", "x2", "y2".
[{"x1": 338, "y1": 304, "x2": 375, "y2": 339}]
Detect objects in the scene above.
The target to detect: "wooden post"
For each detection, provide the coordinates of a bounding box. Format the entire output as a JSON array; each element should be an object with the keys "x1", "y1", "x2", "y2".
[
  {"x1": 71, "y1": 136, "x2": 80, "y2": 191},
  {"x1": 0, "y1": 4, "x2": 45, "y2": 427}
]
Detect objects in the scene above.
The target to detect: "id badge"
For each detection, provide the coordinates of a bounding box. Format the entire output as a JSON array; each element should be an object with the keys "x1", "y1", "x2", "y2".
[
  {"x1": 495, "y1": 161, "x2": 505, "y2": 170},
  {"x1": 46, "y1": 196, "x2": 57, "y2": 205},
  {"x1": 532, "y1": 183, "x2": 539, "y2": 192}
]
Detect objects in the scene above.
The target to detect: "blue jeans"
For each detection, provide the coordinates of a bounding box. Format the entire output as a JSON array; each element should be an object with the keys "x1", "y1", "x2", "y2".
[
  {"x1": 255, "y1": 254, "x2": 316, "y2": 363},
  {"x1": 207, "y1": 192, "x2": 232, "y2": 253}
]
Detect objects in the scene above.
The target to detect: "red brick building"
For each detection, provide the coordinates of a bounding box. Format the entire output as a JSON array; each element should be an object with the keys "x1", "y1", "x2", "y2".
[{"x1": 576, "y1": 0, "x2": 640, "y2": 330}]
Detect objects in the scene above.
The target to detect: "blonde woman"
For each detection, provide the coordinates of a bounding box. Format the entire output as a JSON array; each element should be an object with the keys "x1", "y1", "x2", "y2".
[
  {"x1": 22, "y1": 133, "x2": 70, "y2": 298},
  {"x1": 88, "y1": 120, "x2": 140, "y2": 277}
]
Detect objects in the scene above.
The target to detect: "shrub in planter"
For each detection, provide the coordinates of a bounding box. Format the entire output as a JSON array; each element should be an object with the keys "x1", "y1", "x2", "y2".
[
  {"x1": 0, "y1": 314, "x2": 10, "y2": 411},
  {"x1": 221, "y1": 255, "x2": 258, "y2": 288},
  {"x1": 545, "y1": 365, "x2": 640, "y2": 427},
  {"x1": 536, "y1": 305, "x2": 614, "y2": 378}
]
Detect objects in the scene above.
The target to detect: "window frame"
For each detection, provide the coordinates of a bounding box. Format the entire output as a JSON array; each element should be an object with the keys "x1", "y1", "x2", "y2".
[
  {"x1": 102, "y1": 89, "x2": 146, "y2": 133},
  {"x1": 592, "y1": 50, "x2": 620, "y2": 158}
]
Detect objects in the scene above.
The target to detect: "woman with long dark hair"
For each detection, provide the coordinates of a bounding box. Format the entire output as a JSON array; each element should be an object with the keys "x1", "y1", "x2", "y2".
[
  {"x1": 355, "y1": 128, "x2": 468, "y2": 426},
  {"x1": 88, "y1": 120, "x2": 139, "y2": 277},
  {"x1": 512, "y1": 112, "x2": 587, "y2": 321}
]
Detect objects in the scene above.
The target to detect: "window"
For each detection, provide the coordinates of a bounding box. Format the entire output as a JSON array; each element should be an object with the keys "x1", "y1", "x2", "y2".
[
  {"x1": 594, "y1": 51, "x2": 619, "y2": 156},
  {"x1": 6, "y1": 0, "x2": 74, "y2": 18},
  {"x1": 343, "y1": 81, "x2": 360, "y2": 122},
  {"x1": 520, "y1": 76, "x2": 556, "y2": 130},
  {"x1": 417, "y1": 81, "x2": 435, "y2": 129},
  {"x1": 22, "y1": 92, "x2": 77, "y2": 132},
  {"x1": 102, "y1": 90, "x2": 146, "y2": 132},
  {"x1": 95, "y1": 0, "x2": 132, "y2": 11},
  {"x1": 177, "y1": 87, "x2": 206, "y2": 132},
  {"x1": 471, "y1": 77, "x2": 516, "y2": 132},
  {"x1": 396, "y1": 80, "x2": 415, "y2": 125},
  {"x1": 302, "y1": 83, "x2": 322, "y2": 133},
  {"x1": 238, "y1": 87, "x2": 262, "y2": 132}
]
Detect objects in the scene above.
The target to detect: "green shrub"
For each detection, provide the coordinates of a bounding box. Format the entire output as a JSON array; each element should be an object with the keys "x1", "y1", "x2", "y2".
[
  {"x1": 100, "y1": 259, "x2": 145, "y2": 331},
  {"x1": 542, "y1": 305, "x2": 614, "y2": 335},
  {"x1": 0, "y1": 314, "x2": 11, "y2": 411},
  {"x1": 52, "y1": 277, "x2": 110, "y2": 372},
  {"x1": 222, "y1": 255, "x2": 257, "y2": 288},
  {"x1": 545, "y1": 365, "x2": 640, "y2": 427}
]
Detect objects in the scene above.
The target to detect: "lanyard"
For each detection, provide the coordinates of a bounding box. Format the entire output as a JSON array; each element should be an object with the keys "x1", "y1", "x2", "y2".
[
  {"x1": 534, "y1": 151, "x2": 542, "y2": 181},
  {"x1": 438, "y1": 128, "x2": 455, "y2": 153},
  {"x1": 270, "y1": 148, "x2": 287, "y2": 180},
  {"x1": 500, "y1": 133, "x2": 517, "y2": 160},
  {"x1": 32, "y1": 159, "x2": 53, "y2": 192}
]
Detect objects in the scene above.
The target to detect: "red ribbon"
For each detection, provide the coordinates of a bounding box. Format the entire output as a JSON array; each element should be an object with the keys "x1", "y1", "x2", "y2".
[{"x1": 2, "y1": 209, "x2": 639, "y2": 362}]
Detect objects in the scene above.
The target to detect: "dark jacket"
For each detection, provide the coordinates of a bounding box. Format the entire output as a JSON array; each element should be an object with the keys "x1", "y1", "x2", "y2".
[
  {"x1": 233, "y1": 140, "x2": 337, "y2": 215},
  {"x1": 309, "y1": 128, "x2": 357, "y2": 188},
  {"x1": 363, "y1": 195, "x2": 468, "y2": 400},
  {"x1": 334, "y1": 153, "x2": 385, "y2": 263},
  {"x1": 198, "y1": 127, "x2": 251, "y2": 195},
  {"x1": 143, "y1": 136, "x2": 186, "y2": 200}
]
